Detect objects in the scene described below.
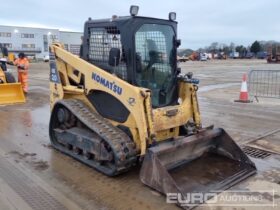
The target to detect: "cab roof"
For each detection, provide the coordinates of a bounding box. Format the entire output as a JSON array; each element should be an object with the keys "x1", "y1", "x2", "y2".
[{"x1": 85, "y1": 15, "x2": 177, "y2": 25}]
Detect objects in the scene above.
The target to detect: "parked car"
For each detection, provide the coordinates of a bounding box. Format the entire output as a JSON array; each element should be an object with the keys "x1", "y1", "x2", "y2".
[
  {"x1": 245, "y1": 52, "x2": 255, "y2": 59},
  {"x1": 229, "y1": 52, "x2": 239, "y2": 59},
  {"x1": 177, "y1": 55, "x2": 189, "y2": 62},
  {"x1": 44, "y1": 55, "x2": 50, "y2": 62},
  {"x1": 200, "y1": 53, "x2": 208, "y2": 61},
  {"x1": 206, "y1": 53, "x2": 212, "y2": 60},
  {"x1": 257, "y1": 51, "x2": 268, "y2": 59}
]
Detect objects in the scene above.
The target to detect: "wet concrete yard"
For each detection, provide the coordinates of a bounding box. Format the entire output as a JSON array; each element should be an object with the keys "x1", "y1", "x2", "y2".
[{"x1": 0, "y1": 60, "x2": 279, "y2": 209}]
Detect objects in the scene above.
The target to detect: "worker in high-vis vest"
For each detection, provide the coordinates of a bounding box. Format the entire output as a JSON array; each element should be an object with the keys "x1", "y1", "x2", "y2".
[{"x1": 14, "y1": 52, "x2": 29, "y2": 93}]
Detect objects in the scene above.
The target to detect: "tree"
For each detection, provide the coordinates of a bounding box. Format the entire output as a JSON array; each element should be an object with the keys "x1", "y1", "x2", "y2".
[
  {"x1": 197, "y1": 48, "x2": 204, "y2": 53},
  {"x1": 223, "y1": 45, "x2": 230, "y2": 55},
  {"x1": 229, "y1": 42, "x2": 235, "y2": 52},
  {"x1": 209, "y1": 42, "x2": 219, "y2": 54},
  {"x1": 250, "y1": 41, "x2": 261, "y2": 54},
  {"x1": 235, "y1": 45, "x2": 246, "y2": 54}
]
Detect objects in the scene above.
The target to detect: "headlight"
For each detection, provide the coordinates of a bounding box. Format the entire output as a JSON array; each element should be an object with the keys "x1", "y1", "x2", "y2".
[
  {"x1": 130, "y1": 5, "x2": 139, "y2": 16},
  {"x1": 169, "y1": 12, "x2": 176, "y2": 21}
]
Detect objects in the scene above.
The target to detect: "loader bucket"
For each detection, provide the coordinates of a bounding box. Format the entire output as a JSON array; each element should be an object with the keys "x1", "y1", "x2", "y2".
[
  {"x1": 0, "y1": 83, "x2": 26, "y2": 105},
  {"x1": 140, "y1": 128, "x2": 256, "y2": 209}
]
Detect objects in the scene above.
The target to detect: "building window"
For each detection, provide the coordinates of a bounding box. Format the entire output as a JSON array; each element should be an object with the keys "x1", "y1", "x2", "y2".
[
  {"x1": 43, "y1": 35, "x2": 48, "y2": 52},
  {"x1": 70, "y1": 44, "x2": 80, "y2": 55},
  {"x1": 0, "y1": 43, "x2": 12, "y2": 48},
  {"x1": 21, "y1": 33, "x2": 34, "y2": 38},
  {"x1": 22, "y1": 44, "x2": 35, "y2": 48},
  {"x1": 0, "y1": 32, "x2": 11, "y2": 37},
  {"x1": 64, "y1": 44, "x2": 69, "y2": 51},
  {"x1": 49, "y1": 35, "x2": 58, "y2": 40}
]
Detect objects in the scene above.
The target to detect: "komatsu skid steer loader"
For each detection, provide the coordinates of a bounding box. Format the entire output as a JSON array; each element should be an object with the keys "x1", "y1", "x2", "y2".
[{"x1": 49, "y1": 6, "x2": 256, "y2": 208}]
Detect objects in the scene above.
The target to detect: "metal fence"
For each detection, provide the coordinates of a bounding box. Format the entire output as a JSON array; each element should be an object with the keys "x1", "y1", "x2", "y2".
[{"x1": 248, "y1": 70, "x2": 280, "y2": 100}]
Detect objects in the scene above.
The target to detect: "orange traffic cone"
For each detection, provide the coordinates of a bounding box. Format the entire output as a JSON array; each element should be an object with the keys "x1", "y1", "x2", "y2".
[{"x1": 235, "y1": 73, "x2": 251, "y2": 103}]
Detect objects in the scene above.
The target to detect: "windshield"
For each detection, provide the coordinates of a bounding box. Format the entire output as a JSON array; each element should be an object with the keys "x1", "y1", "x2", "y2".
[{"x1": 135, "y1": 24, "x2": 176, "y2": 107}]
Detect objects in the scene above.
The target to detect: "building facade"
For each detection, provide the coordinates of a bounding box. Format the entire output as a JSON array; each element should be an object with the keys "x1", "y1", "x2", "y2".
[
  {"x1": 59, "y1": 31, "x2": 83, "y2": 56},
  {"x1": 0, "y1": 25, "x2": 83, "y2": 59}
]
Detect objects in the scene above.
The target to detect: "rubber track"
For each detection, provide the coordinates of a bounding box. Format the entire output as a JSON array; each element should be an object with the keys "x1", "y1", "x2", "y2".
[{"x1": 50, "y1": 99, "x2": 138, "y2": 175}]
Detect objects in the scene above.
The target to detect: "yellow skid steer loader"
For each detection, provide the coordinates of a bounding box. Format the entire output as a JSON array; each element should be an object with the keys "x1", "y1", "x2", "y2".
[
  {"x1": 0, "y1": 44, "x2": 25, "y2": 105},
  {"x1": 49, "y1": 6, "x2": 256, "y2": 209},
  {"x1": 0, "y1": 67, "x2": 25, "y2": 105}
]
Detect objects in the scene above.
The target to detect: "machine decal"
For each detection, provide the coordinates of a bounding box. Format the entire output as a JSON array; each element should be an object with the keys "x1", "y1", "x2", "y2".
[
  {"x1": 92, "y1": 73, "x2": 122, "y2": 95},
  {"x1": 128, "y1": 97, "x2": 136, "y2": 106},
  {"x1": 49, "y1": 52, "x2": 61, "y2": 83}
]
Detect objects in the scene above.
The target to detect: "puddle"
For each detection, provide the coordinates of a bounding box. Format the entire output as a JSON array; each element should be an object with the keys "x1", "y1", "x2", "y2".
[
  {"x1": 0, "y1": 103, "x2": 51, "y2": 161},
  {"x1": 195, "y1": 74, "x2": 215, "y2": 78},
  {"x1": 28, "y1": 86, "x2": 49, "y2": 91},
  {"x1": 31, "y1": 104, "x2": 50, "y2": 125},
  {"x1": 199, "y1": 82, "x2": 239, "y2": 92}
]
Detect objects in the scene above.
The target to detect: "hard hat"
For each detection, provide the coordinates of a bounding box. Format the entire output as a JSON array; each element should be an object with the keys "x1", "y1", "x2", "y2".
[{"x1": 18, "y1": 52, "x2": 25, "y2": 58}]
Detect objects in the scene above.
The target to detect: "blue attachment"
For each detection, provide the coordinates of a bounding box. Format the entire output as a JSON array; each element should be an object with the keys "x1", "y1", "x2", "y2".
[
  {"x1": 184, "y1": 78, "x2": 199, "y2": 84},
  {"x1": 191, "y1": 78, "x2": 200, "y2": 84}
]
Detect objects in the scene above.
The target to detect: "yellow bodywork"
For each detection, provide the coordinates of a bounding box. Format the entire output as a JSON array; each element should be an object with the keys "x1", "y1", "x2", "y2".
[
  {"x1": 49, "y1": 43, "x2": 201, "y2": 155},
  {"x1": 8, "y1": 53, "x2": 15, "y2": 62},
  {"x1": 0, "y1": 67, "x2": 26, "y2": 105}
]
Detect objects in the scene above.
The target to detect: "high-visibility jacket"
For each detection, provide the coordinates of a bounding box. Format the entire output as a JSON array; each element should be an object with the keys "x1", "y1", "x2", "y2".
[{"x1": 14, "y1": 57, "x2": 29, "y2": 93}]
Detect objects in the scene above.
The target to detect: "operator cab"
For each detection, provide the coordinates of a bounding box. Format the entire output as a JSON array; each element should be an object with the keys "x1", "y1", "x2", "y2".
[{"x1": 81, "y1": 6, "x2": 180, "y2": 107}]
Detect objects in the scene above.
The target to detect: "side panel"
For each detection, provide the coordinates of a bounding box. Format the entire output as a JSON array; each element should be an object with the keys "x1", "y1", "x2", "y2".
[
  {"x1": 152, "y1": 82, "x2": 201, "y2": 140},
  {"x1": 87, "y1": 90, "x2": 130, "y2": 123}
]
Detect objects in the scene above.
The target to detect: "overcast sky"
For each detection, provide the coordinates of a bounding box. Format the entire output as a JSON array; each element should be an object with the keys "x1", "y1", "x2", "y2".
[{"x1": 0, "y1": 0, "x2": 279, "y2": 49}]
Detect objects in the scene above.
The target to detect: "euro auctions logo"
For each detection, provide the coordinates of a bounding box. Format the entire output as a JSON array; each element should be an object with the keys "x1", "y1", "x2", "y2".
[
  {"x1": 166, "y1": 190, "x2": 277, "y2": 208},
  {"x1": 167, "y1": 192, "x2": 217, "y2": 206}
]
